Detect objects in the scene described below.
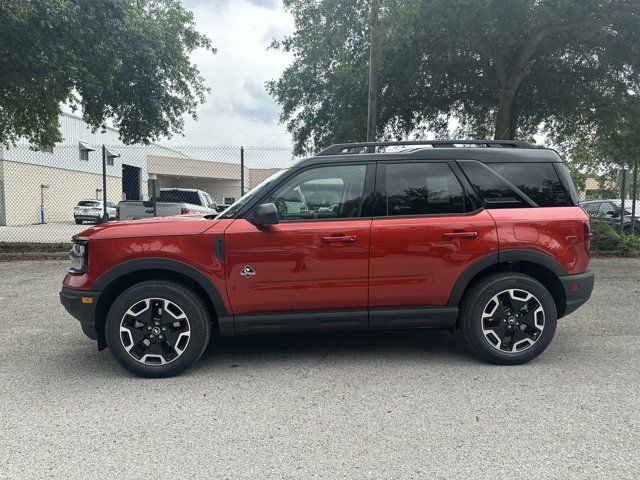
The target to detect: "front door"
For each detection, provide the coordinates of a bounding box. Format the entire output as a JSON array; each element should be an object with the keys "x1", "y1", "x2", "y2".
[{"x1": 224, "y1": 163, "x2": 374, "y2": 333}]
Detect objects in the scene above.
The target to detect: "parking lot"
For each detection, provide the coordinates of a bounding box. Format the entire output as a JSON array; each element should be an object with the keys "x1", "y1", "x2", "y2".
[{"x1": 1, "y1": 258, "x2": 639, "y2": 479}]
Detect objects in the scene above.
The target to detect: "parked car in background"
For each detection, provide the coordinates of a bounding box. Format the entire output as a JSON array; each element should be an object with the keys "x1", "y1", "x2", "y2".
[
  {"x1": 61, "y1": 140, "x2": 594, "y2": 378},
  {"x1": 74, "y1": 200, "x2": 116, "y2": 224},
  {"x1": 580, "y1": 199, "x2": 640, "y2": 234},
  {"x1": 117, "y1": 188, "x2": 217, "y2": 221}
]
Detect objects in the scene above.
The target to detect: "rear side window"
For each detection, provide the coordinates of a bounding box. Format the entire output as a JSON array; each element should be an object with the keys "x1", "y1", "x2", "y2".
[
  {"x1": 381, "y1": 162, "x2": 468, "y2": 216},
  {"x1": 159, "y1": 190, "x2": 200, "y2": 205},
  {"x1": 78, "y1": 201, "x2": 100, "y2": 207},
  {"x1": 488, "y1": 162, "x2": 574, "y2": 207},
  {"x1": 459, "y1": 160, "x2": 574, "y2": 208}
]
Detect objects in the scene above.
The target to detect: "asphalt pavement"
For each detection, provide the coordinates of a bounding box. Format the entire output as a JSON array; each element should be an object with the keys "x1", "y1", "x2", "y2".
[{"x1": 0, "y1": 258, "x2": 638, "y2": 479}]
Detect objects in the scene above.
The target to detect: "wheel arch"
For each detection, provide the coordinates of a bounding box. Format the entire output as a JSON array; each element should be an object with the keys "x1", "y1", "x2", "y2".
[
  {"x1": 448, "y1": 250, "x2": 568, "y2": 320},
  {"x1": 93, "y1": 258, "x2": 230, "y2": 350}
]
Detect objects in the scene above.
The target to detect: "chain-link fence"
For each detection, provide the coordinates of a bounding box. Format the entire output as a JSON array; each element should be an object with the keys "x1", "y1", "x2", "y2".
[
  {"x1": 1, "y1": 142, "x2": 639, "y2": 244},
  {"x1": 0, "y1": 144, "x2": 295, "y2": 243}
]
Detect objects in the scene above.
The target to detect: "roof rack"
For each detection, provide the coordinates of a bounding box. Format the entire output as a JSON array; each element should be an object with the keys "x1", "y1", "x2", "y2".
[{"x1": 317, "y1": 140, "x2": 534, "y2": 156}]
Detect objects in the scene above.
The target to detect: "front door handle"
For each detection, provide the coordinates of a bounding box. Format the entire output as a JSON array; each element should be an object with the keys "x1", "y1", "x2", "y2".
[
  {"x1": 321, "y1": 235, "x2": 357, "y2": 243},
  {"x1": 443, "y1": 231, "x2": 478, "y2": 240}
]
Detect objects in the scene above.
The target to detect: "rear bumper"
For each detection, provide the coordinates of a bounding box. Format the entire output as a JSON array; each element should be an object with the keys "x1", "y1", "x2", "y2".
[
  {"x1": 59, "y1": 286, "x2": 99, "y2": 340},
  {"x1": 559, "y1": 270, "x2": 595, "y2": 317}
]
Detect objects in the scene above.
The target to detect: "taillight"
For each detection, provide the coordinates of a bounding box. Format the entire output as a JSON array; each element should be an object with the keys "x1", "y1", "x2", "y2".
[{"x1": 181, "y1": 207, "x2": 190, "y2": 215}]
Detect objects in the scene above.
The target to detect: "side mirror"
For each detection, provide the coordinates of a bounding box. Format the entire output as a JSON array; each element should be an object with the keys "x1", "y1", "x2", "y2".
[{"x1": 253, "y1": 203, "x2": 279, "y2": 227}]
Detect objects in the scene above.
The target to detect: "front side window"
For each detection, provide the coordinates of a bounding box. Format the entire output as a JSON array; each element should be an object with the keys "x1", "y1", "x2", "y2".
[
  {"x1": 382, "y1": 162, "x2": 468, "y2": 216},
  {"x1": 267, "y1": 165, "x2": 367, "y2": 220}
]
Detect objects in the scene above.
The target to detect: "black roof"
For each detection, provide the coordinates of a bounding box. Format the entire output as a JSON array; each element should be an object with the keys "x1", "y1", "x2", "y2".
[{"x1": 296, "y1": 140, "x2": 562, "y2": 169}]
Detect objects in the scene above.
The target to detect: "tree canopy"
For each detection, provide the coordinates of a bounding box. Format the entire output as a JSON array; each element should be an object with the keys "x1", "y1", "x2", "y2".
[
  {"x1": 268, "y1": 0, "x2": 640, "y2": 155},
  {"x1": 0, "y1": 0, "x2": 213, "y2": 148}
]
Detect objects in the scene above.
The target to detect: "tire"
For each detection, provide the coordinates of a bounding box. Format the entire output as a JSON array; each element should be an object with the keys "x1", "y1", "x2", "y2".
[
  {"x1": 460, "y1": 272, "x2": 557, "y2": 365},
  {"x1": 75, "y1": 219, "x2": 83, "y2": 224},
  {"x1": 105, "y1": 280, "x2": 211, "y2": 378}
]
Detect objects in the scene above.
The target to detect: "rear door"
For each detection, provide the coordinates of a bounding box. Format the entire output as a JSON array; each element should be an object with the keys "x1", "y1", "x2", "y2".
[
  {"x1": 224, "y1": 163, "x2": 375, "y2": 332},
  {"x1": 369, "y1": 160, "x2": 498, "y2": 326}
]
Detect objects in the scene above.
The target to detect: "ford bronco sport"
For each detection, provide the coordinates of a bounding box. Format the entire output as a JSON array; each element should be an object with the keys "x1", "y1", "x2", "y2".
[{"x1": 60, "y1": 140, "x2": 594, "y2": 377}]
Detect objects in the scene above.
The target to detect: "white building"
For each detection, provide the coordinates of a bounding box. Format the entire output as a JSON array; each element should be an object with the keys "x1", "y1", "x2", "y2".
[{"x1": 0, "y1": 113, "x2": 290, "y2": 226}]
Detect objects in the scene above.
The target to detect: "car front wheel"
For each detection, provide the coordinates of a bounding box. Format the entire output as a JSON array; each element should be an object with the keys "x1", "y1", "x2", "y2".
[
  {"x1": 105, "y1": 280, "x2": 211, "y2": 377},
  {"x1": 460, "y1": 272, "x2": 557, "y2": 365}
]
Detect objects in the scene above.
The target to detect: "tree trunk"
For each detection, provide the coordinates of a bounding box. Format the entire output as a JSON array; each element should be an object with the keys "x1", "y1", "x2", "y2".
[{"x1": 495, "y1": 89, "x2": 515, "y2": 140}]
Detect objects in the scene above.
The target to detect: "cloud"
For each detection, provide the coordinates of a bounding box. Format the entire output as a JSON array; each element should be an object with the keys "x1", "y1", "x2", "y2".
[
  {"x1": 182, "y1": 0, "x2": 279, "y2": 13},
  {"x1": 165, "y1": 0, "x2": 294, "y2": 147}
]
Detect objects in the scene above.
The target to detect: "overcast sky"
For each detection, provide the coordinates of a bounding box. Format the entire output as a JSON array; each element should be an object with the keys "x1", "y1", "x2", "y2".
[{"x1": 168, "y1": 0, "x2": 294, "y2": 148}]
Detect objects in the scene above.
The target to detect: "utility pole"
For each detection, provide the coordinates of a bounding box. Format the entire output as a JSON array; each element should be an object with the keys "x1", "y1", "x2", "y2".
[{"x1": 366, "y1": 0, "x2": 379, "y2": 145}]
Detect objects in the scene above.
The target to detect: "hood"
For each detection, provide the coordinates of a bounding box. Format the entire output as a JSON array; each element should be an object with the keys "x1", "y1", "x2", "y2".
[{"x1": 74, "y1": 214, "x2": 219, "y2": 241}]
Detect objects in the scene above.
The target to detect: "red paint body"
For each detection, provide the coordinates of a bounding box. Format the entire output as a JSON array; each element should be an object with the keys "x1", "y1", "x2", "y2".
[{"x1": 64, "y1": 206, "x2": 591, "y2": 317}]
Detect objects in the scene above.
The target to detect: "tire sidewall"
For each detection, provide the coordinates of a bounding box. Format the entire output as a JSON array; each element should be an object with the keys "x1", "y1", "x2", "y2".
[
  {"x1": 464, "y1": 275, "x2": 557, "y2": 364},
  {"x1": 106, "y1": 281, "x2": 210, "y2": 378}
]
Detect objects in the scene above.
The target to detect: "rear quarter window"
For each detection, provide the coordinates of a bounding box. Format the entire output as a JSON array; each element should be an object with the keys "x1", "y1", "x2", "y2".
[
  {"x1": 488, "y1": 162, "x2": 574, "y2": 207},
  {"x1": 459, "y1": 160, "x2": 575, "y2": 208}
]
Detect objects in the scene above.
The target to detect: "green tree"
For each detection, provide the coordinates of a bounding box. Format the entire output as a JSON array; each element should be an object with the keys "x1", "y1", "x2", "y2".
[
  {"x1": 268, "y1": 0, "x2": 640, "y2": 155},
  {"x1": 0, "y1": 0, "x2": 213, "y2": 148}
]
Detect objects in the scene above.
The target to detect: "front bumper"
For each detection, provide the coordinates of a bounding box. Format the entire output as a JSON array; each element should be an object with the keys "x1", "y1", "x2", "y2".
[
  {"x1": 559, "y1": 270, "x2": 595, "y2": 317},
  {"x1": 59, "y1": 286, "x2": 100, "y2": 340}
]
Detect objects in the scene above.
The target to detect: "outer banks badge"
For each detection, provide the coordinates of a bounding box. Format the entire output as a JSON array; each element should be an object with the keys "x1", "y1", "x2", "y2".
[{"x1": 241, "y1": 266, "x2": 256, "y2": 278}]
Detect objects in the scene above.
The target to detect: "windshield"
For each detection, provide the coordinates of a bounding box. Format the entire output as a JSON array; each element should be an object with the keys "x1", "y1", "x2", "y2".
[{"x1": 219, "y1": 169, "x2": 288, "y2": 219}]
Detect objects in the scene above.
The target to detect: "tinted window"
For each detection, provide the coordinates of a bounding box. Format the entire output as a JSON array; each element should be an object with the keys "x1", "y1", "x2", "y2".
[
  {"x1": 459, "y1": 161, "x2": 529, "y2": 208},
  {"x1": 268, "y1": 165, "x2": 366, "y2": 220},
  {"x1": 488, "y1": 162, "x2": 574, "y2": 207},
  {"x1": 158, "y1": 190, "x2": 200, "y2": 205},
  {"x1": 78, "y1": 201, "x2": 100, "y2": 207},
  {"x1": 383, "y1": 163, "x2": 467, "y2": 216},
  {"x1": 599, "y1": 202, "x2": 617, "y2": 215},
  {"x1": 583, "y1": 202, "x2": 600, "y2": 214}
]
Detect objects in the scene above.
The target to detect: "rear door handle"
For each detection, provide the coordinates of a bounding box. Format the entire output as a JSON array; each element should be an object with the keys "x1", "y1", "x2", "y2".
[
  {"x1": 321, "y1": 235, "x2": 357, "y2": 243},
  {"x1": 443, "y1": 231, "x2": 478, "y2": 239}
]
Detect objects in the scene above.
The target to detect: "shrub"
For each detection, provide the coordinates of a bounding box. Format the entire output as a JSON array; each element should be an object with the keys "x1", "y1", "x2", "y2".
[{"x1": 590, "y1": 221, "x2": 640, "y2": 257}]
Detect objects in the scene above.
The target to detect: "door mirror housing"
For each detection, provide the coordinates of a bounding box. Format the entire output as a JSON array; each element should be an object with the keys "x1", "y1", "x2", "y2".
[{"x1": 253, "y1": 203, "x2": 279, "y2": 227}]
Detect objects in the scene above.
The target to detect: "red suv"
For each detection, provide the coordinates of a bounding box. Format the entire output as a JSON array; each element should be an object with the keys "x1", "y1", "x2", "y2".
[{"x1": 60, "y1": 140, "x2": 594, "y2": 377}]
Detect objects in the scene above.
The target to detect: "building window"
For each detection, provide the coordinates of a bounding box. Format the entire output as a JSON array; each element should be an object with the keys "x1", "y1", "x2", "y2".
[
  {"x1": 223, "y1": 197, "x2": 235, "y2": 205},
  {"x1": 79, "y1": 141, "x2": 94, "y2": 161},
  {"x1": 107, "y1": 156, "x2": 114, "y2": 166}
]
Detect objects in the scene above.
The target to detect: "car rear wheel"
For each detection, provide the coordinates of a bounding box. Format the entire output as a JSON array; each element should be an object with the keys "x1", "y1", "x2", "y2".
[
  {"x1": 106, "y1": 281, "x2": 211, "y2": 377},
  {"x1": 460, "y1": 272, "x2": 557, "y2": 365}
]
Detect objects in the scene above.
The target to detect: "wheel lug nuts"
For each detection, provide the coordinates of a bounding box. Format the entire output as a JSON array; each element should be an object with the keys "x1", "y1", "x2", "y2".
[
  {"x1": 147, "y1": 326, "x2": 152, "y2": 330},
  {"x1": 158, "y1": 335, "x2": 164, "y2": 340},
  {"x1": 150, "y1": 334, "x2": 155, "y2": 338},
  {"x1": 161, "y1": 327, "x2": 166, "y2": 331},
  {"x1": 155, "y1": 322, "x2": 160, "y2": 326}
]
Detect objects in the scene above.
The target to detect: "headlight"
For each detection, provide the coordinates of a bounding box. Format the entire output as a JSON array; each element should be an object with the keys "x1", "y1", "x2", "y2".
[{"x1": 69, "y1": 241, "x2": 88, "y2": 274}]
